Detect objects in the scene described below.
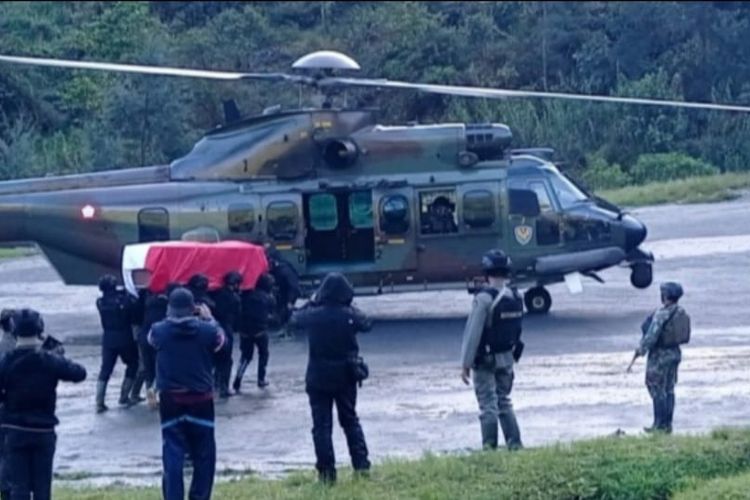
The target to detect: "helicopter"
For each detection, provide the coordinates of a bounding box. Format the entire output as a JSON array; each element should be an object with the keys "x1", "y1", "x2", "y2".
[{"x1": 2, "y1": 50, "x2": 750, "y2": 314}]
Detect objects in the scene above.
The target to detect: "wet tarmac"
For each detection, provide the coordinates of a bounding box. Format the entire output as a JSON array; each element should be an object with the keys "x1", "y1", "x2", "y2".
[{"x1": 1, "y1": 196, "x2": 749, "y2": 486}]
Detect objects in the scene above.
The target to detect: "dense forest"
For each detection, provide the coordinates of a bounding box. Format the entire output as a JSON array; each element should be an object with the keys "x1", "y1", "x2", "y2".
[{"x1": 1, "y1": 1, "x2": 750, "y2": 188}]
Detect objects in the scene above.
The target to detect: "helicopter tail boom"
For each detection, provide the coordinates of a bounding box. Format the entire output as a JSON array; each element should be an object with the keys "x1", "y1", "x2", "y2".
[{"x1": 0, "y1": 165, "x2": 170, "y2": 197}]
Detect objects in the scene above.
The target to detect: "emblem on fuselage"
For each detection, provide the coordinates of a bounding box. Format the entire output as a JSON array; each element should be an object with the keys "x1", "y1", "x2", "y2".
[{"x1": 514, "y1": 225, "x2": 534, "y2": 246}]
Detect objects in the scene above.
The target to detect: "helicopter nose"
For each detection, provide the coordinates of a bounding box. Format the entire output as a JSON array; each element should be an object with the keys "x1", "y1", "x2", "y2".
[{"x1": 622, "y1": 214, "x2": 647, "y2": 251}]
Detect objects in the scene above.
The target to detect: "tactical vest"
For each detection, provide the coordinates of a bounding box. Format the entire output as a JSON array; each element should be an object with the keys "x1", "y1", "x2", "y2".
[
  {"x1": 97, "y1": 293, "x2": 132, "y2": 333},
  {"x1": 478, "y1": 287, "x2": 524, "y2": 354}
]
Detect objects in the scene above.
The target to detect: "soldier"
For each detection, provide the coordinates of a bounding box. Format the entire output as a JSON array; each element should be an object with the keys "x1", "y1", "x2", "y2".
[
  {"x1": 149, "y1": 288, "x2": 225, "y2": 500},
  {"x1": 460, "y1": 249, "x2": 524, "y2": 451},
  {"x1": 266, "y1": 248, "x2": 301, "y2": 328},
  {"x1": 233, "y1": 273, "x2": 276, "y2": 392},
  {"x1": 0, "y1": 309, "x2": 86, "y2": 500},
  {"x1": 289, "y1": 272, "x2": 372, "y2": 484},
  {"x1": 212, "y1": 271, "x2": 242, "y2": 398},
  {"x1": 634, "y1": 282, "x2": 690, "y2": 434},
  {"x1": 424, "y1": 195, "x2": 458, "y2": 234},
  {"x1": 95, "y1": 275, "x2": 139, "y2": 414}
]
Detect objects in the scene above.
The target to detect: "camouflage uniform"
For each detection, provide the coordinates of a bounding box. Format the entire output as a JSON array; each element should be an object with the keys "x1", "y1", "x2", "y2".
[
  {"x1": 637, "y1": 303, "x2": 682, "y2": 432},
  {"x1": 460, "y1": 287, "x2": 522, "y2": 450}
]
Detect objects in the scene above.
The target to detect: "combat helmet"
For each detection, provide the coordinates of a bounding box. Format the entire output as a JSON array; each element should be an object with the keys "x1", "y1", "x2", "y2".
[
  {"x1": 14, "y1": 309, "x2": 44, "y2": 338},
  {"x1": 660, "y1": 282, "x2": 683, "y2": 302},
  {"x1": 481, "y1": 249, "x2": 512, "y2": 278},
  {"x1": 98, "y1": 274, "x2": 118, "y2": 293}
]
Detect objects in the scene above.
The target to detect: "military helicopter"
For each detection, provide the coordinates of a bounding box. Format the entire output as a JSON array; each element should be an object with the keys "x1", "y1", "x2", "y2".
[{"x1": 2, "y1": 50, "x2": 749, "y2": 314}]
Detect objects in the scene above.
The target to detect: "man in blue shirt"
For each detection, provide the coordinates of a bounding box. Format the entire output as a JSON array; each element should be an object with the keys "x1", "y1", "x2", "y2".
[{"x1": 149, "y1": 288, "x2": 225, "y2": 500}]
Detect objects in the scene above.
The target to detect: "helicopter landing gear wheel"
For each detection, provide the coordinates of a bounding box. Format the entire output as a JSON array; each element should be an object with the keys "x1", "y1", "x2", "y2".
[
  {"x1": 630, "y1": 262, "x2": 653, "y2": 289},
  {"x1": 524, "y1": 287, "x2": 552, "y2": 315}
]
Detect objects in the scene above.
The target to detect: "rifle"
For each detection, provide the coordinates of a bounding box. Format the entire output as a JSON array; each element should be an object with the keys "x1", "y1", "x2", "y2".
[{"x1": 626, "y1": 351, "x2": 640, "y2": 373}]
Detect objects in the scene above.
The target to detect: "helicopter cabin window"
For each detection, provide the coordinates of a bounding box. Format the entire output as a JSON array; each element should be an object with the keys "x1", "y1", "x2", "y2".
[
  {"x1": 138, "y1": 208, "x2": 170, "y2": 242},
  {"x1": 463, "y1": 190, "x2": 495, "y2": 229},
  {"x1": 308, "y1": 194, "x2": 338, "y2": 231},
  {"x1": 548, "y1": 173, "x2": 588, "y2": 209},
  {"x1": 266, "y1": 201, "x2": 298, "y2": 241},
  {"x1": 419, "y1": 190, "x2": 458, "y2": 235},
  {"x1": 528, "y1": 182, "x2": 555, "y2": 213},
  {"x1": 349, "y1": 191, "x2": 374, "y2": 229},
  {"x1": 379, "y1": 194, "x2": 410, "y2": 235},
  {"x1": 228, "y1": 203, "x2": 255, "y2": 233}
]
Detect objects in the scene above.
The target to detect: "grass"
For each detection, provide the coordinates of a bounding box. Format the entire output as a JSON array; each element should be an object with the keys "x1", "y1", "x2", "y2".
[
  {"x1": 0, "y1": 246, "x2": 37, "y2": 259},
  {"x1": 597, "y1": 172, "x2": 750, "y2": 207},
  {"x1": 675, "y1": 470, "x2": 750, "y2": 500},
  {"x1": 54, "y1": 427, "x2": 750, "y2": 499}
]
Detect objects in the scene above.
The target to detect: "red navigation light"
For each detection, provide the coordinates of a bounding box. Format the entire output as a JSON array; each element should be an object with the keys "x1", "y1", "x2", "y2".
[{"x1": 81, "y1": 204, "x2": 96, "y2": 219}]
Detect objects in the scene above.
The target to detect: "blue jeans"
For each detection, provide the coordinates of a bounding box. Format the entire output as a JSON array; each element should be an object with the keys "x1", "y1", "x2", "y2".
[{"x1": 159, "y1": 393, "x2": 216, "y2": 500}]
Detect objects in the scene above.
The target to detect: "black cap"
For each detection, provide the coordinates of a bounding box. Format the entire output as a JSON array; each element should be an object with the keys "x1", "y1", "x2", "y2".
[{"x1": 168, "y1": 287, "x2": 195, "y2": 318}]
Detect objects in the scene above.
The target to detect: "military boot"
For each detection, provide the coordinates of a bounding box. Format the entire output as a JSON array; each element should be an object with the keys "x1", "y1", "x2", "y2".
[
  {"x1": 644, "y1": 396, "x2": 666, "y2": 433},
  {"x1": 96, "y1": 381, "x2": 109, "y2": 414},
  {"x1": 499, "y1": 412, "x2": 523, "y2": 450},
  {"x1": 129, "y1": 372, "x2": 146, "y2": 405},
  {"x1": 480, "y1": 419, "x2": 498, "y2": 450},
  {"x1": 119, "y1": 378, "x2": 135, "y2": 406},
  {"x1": 233, "y1": 359, "x2": 249, "y2": 393},
  {"x1": 663, "y1": 394, "x2": 675, "y2": 434}
]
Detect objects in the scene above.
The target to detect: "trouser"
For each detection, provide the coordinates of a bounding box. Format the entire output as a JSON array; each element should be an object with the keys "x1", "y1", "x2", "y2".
[
  {"x1": 159, "y1": 393, "x2": 216, "y2": 500},
  {"x1": 137, "y1": 341, "x2": 157, "y2": 389},
  {"x1": 307, "y1": 384, "x2": 370, "y2": 479},
  {"x1": 98, "y1": 343, "x2": 139, "y2": 382},
  {"x1": 473, "y1": 363, "x2": 522, "y2": 450},
  {"x1": 0, "y1": 427, "x2": 8, "y2": 500},
  {"x1": 236, "y1": 334, "x2": 269, "y2": 383},
  {"x1": 3, "y1": 428, "x2": 56, "y2": 500},
  {"x1": 646, "y1": 358, "x2": 680, "y2": 430},
  {"x1": 214, "y1": 334, "x2": 233, "y2": 394}
]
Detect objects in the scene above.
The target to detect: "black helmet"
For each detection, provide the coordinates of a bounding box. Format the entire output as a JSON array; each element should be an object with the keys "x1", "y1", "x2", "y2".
[
  {"x1": 98, "y1": 274, "x2": 118, "y2": 293},
  {"x1": 482, "y1": 249, "x2": 512, "y2": 277},
  {"x1": 660, "y1": 282, "x2": 683, "y2": 302},
  {"x1": 224, "y1": 271, "x2": 243, "y2": 287},
  {"x1": 187, "y1": 274, "x2": 210, "y2": 293},
  {"x1": 15, "y1": 309, "x2": 44, "y2": 338}
]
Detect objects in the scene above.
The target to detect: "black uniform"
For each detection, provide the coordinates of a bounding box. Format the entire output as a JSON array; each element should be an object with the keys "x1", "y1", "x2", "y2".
[
  {"x1": 137, "y1": 291, "x2": 168, "y2": 391},
  {"x1": 268, "y1": 251, "x2": 301, "y2": 327},
  {"x1": 234, "y1": 284, "x2": 275, "y2": 391},
  {"x1": 96, "y1": 290, "x2": 139, "y2": 383},
  {"x1": 0, "y1": 344, "x2": 86, "y2": 500},
  {"x1": 211, "y1": 286, "x2": 241, "y2": 398},
  {"x1": 289, "y1": 273, "x2": 371, "y2": 483}
]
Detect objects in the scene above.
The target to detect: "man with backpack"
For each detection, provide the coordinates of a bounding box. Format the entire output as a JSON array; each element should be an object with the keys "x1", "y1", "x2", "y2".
[
  {"x1": 634, "y1": 282, "x2": 690, "y2": 434},
  {"x1": 460, "y1": 249, "x2": 524, "y2": 451}
]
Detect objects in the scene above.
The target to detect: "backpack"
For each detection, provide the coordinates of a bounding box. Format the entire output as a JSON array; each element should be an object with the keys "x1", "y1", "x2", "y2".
[{"x1": 660, "y1": 307, "x2": 691, "y2": 347}]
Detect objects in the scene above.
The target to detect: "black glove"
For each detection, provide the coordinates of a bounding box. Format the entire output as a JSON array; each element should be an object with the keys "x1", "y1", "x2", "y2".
[{"x1": 512, "y1": 341, "x2": 525, "y2": 363}]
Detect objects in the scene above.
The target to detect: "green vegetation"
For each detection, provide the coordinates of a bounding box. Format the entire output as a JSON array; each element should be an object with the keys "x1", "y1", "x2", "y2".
[
  {"x1": 3, "y1": 3, "x2": 750, "y2": 184},
  {"x1": 676, "y1": 471, "x2": 750, "y2": 500},
  {"x1": 598, "y1": 173, "x2": 750, "y2": 207},
  {"x1": 0, "y1": 246, "x2": 37, "y2": 259},
  {"x1": 55, "y1": 428, "x2": 750, "y2": 500}
]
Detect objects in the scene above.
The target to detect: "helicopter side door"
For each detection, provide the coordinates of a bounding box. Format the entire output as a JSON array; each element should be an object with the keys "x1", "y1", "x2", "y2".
[
  {"x1": 303, "y1": 189, "x2": 375, "y2": 266},
  {"x1": 507, "y1": 177, "x2": 563, "y2": 263},
  {"x1": 415, "y1": 183, "x2": 502, "y2": 282},
  {"x1": 261, "y1": 193, "x2": 304, "y2": 274}
]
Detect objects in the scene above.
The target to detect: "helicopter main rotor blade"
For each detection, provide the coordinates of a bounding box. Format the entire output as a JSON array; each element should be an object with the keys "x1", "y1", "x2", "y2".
[
  {"x1": 324, "y1": 77, "x2": 750, "y2": 113},
  {"x1": 0, "y1": 54, "x2": 311, "y2": 84}
]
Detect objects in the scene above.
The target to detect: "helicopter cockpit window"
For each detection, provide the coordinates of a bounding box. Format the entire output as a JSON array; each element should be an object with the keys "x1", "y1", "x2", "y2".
[
  {"x1": 379, "y1": 194, "x2": 409, "y2": 235},
  {"x1": 228, "y1": 203, "x2": 255, "y2": 233},
  {"x1": 528, "y1": 182, "x2": 555, "y2": 213},
  {"x1": 508, "y1": 189, "x2": 540, "y2": 217},
  {"x1": 463, "y1": 190, "x2": 495, "y2": 229},
  {"x1": 266, "y1": 201, "x2": 298, "y2": 241},
  {"x1": 138, "y1": 208, "x2": 170, "y2": 242},
  {"x1": 548, "y1": 173, "x2": 588, "y2": 209},
  {"x1": 308, "y1": 194, "x2": 338, "y2": 231},
  {"x1": 419, "y1": 190, "x2": 458, "y2": 235}
]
